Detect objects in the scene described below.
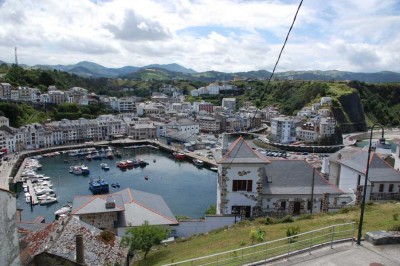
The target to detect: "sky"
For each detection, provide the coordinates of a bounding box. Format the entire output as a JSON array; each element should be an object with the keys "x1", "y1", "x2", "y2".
[{"x1": 0, "y1": 0, "x2": 399, "y2": 73}]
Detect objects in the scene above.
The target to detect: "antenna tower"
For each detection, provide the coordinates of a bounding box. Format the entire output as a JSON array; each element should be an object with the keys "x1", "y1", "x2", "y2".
[{"x1": 15, "y1": 46, "x2": 18, "y2": 66}]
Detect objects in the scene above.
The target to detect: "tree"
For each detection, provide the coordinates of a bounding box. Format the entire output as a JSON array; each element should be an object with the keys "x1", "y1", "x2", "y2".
[{"x1": 122, "y1": 221, "x2": 169, "y2": 259}]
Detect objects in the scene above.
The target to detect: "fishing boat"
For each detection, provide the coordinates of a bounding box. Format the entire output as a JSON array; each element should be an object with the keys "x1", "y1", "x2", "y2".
[
  {"x1": 193, "y1": 159, "x2": 204, "y2": 167},
  {"x1": 80, "y1": 165, "x2": 90, "y2": 175},
  {"x1": 70, "y1": 166, "x2": 82, "y2": 175},
  {"x1": 126, "y1": 160, "x2": 134, "y2": 167},
  {"x1": 100, "y1": 163, "x2": 110, "y2": 170},
  {"x1": 92, "y1": 152, "x2": 102, "y2": 160},
  {"x1": 173, "y1": 152, "x2": 185, "y2": 160},
  {"x1": 114, "y1": 150, "x2": 122, "y2": 158},
  {"x1": 89, "y1": 178, "x2": 109, "y2": 194},
  {"x1": 117, "y1": 160, "x2": 128, "y2": 169},
  {"x1": 138, "y1": 158, "x2": 149, "y2": 167},
  {"x1": 106, "y1": 151, "x2": 114, "y2": 160},
  {"x1": 85, "y1": 154, "x2": 92, "y2": 161},
  {"x1": 37, "y1": 192, "x2": 57, "y2": 200}
]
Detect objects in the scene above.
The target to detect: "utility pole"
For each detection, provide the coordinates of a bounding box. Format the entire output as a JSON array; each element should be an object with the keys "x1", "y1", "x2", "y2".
[{"x1": 310, "y1": 167, "x2": 315, "y2": 214}]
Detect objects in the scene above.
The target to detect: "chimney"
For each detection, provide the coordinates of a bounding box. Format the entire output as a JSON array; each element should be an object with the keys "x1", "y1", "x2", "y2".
[{"x1": 76, "y1": 234, "x2": 85, "y2": 264}]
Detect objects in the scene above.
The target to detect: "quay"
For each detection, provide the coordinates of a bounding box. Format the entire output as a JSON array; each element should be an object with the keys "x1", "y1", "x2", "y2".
[{"x1": 0, "y1": 138, "x2": 218, "y2": 191}]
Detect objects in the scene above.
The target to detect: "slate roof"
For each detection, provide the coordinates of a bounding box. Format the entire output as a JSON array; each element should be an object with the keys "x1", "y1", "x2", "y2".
[
  {"x1": 71, "y1": 188, "x2": 178, "y2": 226},
  {"x1": 118, "y1": 188, "x2": 178, "y2": 226},
  {"x1": 20, "y1": 216, "x2": 128, "y2": 266},
  {"x1": 339, "y1": 150, "x2": 400, "y2": 182},
  {"x1": 263, "y1": 160, "x2": 343, "y2": 195},
  {"x1": 72, "y1": 194, "x2": 125, "y2": 215},
  {"x1": 218, "y1": 136, "x2": 269, "y2": 164}
]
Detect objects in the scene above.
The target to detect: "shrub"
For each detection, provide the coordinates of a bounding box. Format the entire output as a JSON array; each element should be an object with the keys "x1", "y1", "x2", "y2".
[
  {"x1": 338, "y1": 207, "x2": 350, "y2": 214},
  {"x1": 250, "y1": 227, "x2": 266, "y2": 243},
  {"x1": 239, "y1": 240, "x2": 246, "y2": 246},
  {"x1": 387, "y1": 224, "x2": 400, "y2": 231},
  {"x1": 298, "y1": 214, "x2": 313, "y2": 220},
  {"x1": 264, "y1": 216, "x2": 278, "y2": 225},
  {"x1": 286, "y1": 226, "x2": 300, "y2": 243},
  {"x1": 279, "y1": 215, "x2": 294, "y2": 223},
  {"x1": 393, "y1": 213, "x2": 399, "y2": 221}
]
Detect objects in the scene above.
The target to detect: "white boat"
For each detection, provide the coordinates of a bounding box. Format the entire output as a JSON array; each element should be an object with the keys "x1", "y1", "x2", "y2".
[
  {"x1": 54, "y1": 204, "x2": 72, "y2": 216},
  {"x1": 24, "y1": 192, "x2": 31, "y2": 197},
  {"x1": 100, "y1": 163, "x2": 110, "y2": 170},
  {"x1": 70, "y1": 166, "x2": 82, "y2": 175},
  {"x1": 25, "y1": 196, "x2": 31, "y2": 204},
  {"x1": 37, "y1": 192, "x2": 56, "y2": 200},
  {"x1": 35, "y1": 187, "x2": 55, "y2": 195},
  {"x1": 80, "y1": 165, "x2": 90, "y2": 175},
  {"x1": 210, "y1": 167, "x2": 218, "y2": 172},
  {"x1": 193, "y1": 159, "x2": 204, "y2": 167},
  {"x1": 40, "y1": 196, "x2": 58, "y2": 205}
]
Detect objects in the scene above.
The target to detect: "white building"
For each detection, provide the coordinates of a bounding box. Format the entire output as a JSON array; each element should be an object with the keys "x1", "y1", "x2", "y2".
[
  {"x1": 327, "y1": 147, "x2": 400, "y2": 202},
  {"x1": 319, "y1": 117, "x2": 336, "y2": 138},
  {"x1": 270, "y1": 116, "x2": 297, "y2": 143},
  {"x1": 222, "y1": 98, "x2": 236, "y2": 111},
  {"x1": 0, "y1": 83, "x2": 11, "y2": 99},
  {"x1": 216, "y1": 137, "x2": 349, "y2": 217},
  {"x1": 10, "y1": 90, "x2": 19, "y2": 101},
  {"x1": 39, "y1": 94, "x2": 50, "y2": 103},
  {"x1": 0, "y1": 117, "x2": 9, "y2": 127},
  {"x1": 320, "y1": 97, "x2": 332, "y2": 105}
]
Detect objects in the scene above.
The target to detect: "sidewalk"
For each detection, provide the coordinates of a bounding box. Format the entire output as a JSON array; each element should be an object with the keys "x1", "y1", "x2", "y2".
[{"x1": 264, "y1": 241, "x2": 400, "y2": 266}]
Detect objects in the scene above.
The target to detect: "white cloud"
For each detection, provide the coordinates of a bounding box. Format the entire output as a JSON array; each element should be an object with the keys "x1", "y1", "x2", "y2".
[{"x1": 0, "y1": 0, "x2": 399, "y2": 73}]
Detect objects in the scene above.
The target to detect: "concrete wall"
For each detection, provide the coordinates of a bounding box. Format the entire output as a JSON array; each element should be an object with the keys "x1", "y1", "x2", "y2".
[
  {"x1": 172, "y1": 215, "x2": 236, "y2": 238},
  {"x1": 0, "y1": 189, "x2": 20, "y2": 266},
  {"x1": 339, "y1": 165, "x2": 371, "y2": 199}
]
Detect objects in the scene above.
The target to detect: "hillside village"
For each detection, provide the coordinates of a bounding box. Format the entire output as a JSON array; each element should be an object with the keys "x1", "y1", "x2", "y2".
[{"x1": 0, "y1": 82, "x2": 399, "y2": 266}]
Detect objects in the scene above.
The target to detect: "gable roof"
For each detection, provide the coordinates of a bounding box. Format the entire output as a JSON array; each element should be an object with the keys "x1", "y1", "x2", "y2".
[
  {"x1": 20, "y1": 216, "x2": 128, "y2": 266},
  {"x1": 71, "y1": 194, "x2": 125, "y2": 215},
  {"x1": 118, "y1": 188, "x2": 178, "y2": 226},
  {"x1": 71, "y1": 188, "x2": 178, "y2": 226},
  {"x1": 218, "y1": 137, "x2": 269, "y2": 164},
  {"x1": 339, "y1": 149, "x2": 400, "y2": 182},
  {"x1": 263, "y1": 160, "x2": 343, "y2": 195}
]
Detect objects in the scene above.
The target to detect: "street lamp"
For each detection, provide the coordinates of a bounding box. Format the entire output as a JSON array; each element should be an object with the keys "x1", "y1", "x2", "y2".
[{"x1": 357, "y1": 123, "x2": 384, "y2": 245}]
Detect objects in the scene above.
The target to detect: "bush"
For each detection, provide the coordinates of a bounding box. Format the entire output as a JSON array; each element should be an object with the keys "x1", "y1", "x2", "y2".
[
  {"x1": 393, "y1": 213, "x2": 399, "y2": 221},
  {"x1": 279, "y1": 215, "x2": 294, "y2": 223},
  {"x1": 298, "y1": 214, "x2": 313, "y2": 220},
  {"x1": 239, "y1": 240, "x2": 246, "y2": 246},
  {"x1": 264, "y1": 216, "x2": 278, "y2": 225},
  {"x1": 286, "y1": 226, "x2": 300, "y2": 243},
  {"x1": 387, "y1": 224, "x2": 400, "y2": 231},
  {"x1": 338, "y1": 207, "x2": 350, "y2": 214},
  {"x1": 250, "y1": 227, "x2": 266, "y2": 243},
  {"x1": 205, "y1": 205, "x2": 216, "y2": 215}
]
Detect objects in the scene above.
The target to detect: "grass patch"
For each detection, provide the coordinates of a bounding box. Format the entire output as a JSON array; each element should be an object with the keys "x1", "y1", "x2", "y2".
[{"x1": 133, "y1": 203, "x2": 400, "y2": 265}]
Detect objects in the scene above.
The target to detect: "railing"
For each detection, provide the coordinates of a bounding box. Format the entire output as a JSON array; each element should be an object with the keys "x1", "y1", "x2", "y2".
[{"x1": 163, "y1": 222, "x2": 355, "y2": 266}]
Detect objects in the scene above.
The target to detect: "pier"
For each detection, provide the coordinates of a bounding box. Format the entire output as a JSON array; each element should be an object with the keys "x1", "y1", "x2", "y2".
[{"x1": 25, "y1": 179, "x2": 39, "y2": 205}]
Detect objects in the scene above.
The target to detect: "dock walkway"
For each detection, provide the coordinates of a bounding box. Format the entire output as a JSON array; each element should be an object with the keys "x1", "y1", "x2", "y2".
[{"x1": 26, "y1": 179, "x2": 39, "y2": 205}]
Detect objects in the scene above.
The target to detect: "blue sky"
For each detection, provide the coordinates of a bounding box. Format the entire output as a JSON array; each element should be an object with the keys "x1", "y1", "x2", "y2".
[{"x1": 0, "y1": 0, "x2": 399, "y2": 73}]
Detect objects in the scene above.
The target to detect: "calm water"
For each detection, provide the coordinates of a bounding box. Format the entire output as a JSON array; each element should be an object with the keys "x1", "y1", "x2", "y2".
[
  {"x1": 356, "y1": 139, "x2": 397, "y2": 152},
  {"x1": 16, "y1": 147, "x2": 217, "y2": 222}
]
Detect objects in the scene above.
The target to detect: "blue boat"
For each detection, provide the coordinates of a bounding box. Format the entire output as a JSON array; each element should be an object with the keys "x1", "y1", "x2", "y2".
[{"x1": 89, "y1": 178, "x2": 109, "y2": 194}]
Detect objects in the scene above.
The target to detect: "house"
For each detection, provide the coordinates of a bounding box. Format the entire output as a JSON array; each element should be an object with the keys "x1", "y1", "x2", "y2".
[
  {"x1": 71, "y1": 188, "x2": 178, "y2": 236},
  {"x1": 270, "y1": 116, "x2": 297, "y2": 143},
  {"x1": 19, "y1": 216, "x2": 128, "y2": 266},
  {"x1": 216, "y1": 137, "x2": 349, "y2": 218},
  {"x1": 326, "y1": 147, "x2": 400, "y2": 201},
  {"x1": 0, "y1": 188, "x2": 20, "y2": 265}
]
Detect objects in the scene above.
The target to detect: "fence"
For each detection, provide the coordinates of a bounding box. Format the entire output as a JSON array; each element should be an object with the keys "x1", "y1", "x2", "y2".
[{"x1": 163, "y1": 222, "x2": 355, "y2": 266}]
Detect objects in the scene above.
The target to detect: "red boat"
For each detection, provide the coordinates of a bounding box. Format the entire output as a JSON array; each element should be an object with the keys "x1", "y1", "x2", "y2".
[
  {"x1": 173, "y1": 152, "x2": 185, "y2": 160},
  {"x1": 117, "y1": 160, "x2": 127, "y2": 169}
]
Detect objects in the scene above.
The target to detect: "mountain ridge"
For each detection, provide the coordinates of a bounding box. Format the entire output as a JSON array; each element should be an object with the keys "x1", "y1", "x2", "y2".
[{"x1": 1, "y1": 59, "x2": 400, "y2": 82}]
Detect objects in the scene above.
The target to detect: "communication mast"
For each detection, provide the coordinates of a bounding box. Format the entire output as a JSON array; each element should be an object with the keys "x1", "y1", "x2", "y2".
[{"x1": 14, "y1": 46, "x2": 18, "y2": 66}]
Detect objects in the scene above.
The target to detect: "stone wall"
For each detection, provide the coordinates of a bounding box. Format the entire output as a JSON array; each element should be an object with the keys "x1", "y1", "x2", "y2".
[{"x1": 0, "y1": 189, "x2": 20, "y2": 266}]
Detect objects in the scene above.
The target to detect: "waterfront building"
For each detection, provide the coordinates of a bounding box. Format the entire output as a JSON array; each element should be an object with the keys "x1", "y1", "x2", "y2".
[
  {"x1": 0, "y1": 188, "x2": 20, "y2": 265},
  {"x1": 270, "y1": 116, "x2": 297, "y2": 143},
  {"x1": 198, "y1": 116, "x2": 220, "y2": 133},
  {"x1": 163, "y1": 119, "x2": 199, "y2": 136},
  {"x1": 216, "y1": 137, "x2": 350, "y2": 218},
  {"x1": 21, "y1": 123, "x2": 46, "y2": 150},
  {"x1": 71, "y1": 188, "x2": 178, "y2": 236},
  {"x1": 128, "y1": 123, "x2": 156, "y2": 140},
  {"x1": 319, "y1": 117, "x2": 336, "y2": 138}
]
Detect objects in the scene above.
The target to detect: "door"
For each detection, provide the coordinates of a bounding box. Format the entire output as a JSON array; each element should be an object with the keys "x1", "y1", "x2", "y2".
[{"x1": 293, "y1": 201, "x2": 301, "y2": 215}]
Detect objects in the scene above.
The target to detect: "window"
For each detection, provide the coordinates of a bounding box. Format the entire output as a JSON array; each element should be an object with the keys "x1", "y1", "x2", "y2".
[
  {"x1": 389, "y1": 184, "x2": 394, "y2": 193},
  {"x1": 232, "y1": 180, "x2": 253, "y2": 192},
  {"x1": 379, "y1": 184, "x2": 384, "y2": 192}
]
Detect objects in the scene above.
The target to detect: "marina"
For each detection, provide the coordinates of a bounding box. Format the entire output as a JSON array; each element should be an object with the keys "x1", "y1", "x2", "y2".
[{"x1": 16, "y1": 146, "x2": 217, "y2": 222}]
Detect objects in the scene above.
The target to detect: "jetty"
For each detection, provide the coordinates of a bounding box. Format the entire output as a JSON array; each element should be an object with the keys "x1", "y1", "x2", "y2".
[{"x1": 25, "y1": 179, "x2": 39, "y2": 205}]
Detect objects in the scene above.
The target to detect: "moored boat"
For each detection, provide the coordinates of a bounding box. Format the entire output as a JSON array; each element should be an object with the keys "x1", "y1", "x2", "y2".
[
  {"x1": 80, "y1": 165, "x2": 90, "y2": 175},
  {"x1": 89, "y1": 178, "x2": 109, "y2": 194},
  {"x1": 173, "y1": 152, "x2": 185, "y2": 160},
  {"x1": 85, "y1": 154, "x2": 92, "y2": 161},
  {"x1": 210, "y1": 166, "x2": 218, "y2": 172},
  {"x1": 100, "y1": 163, "x2": 110, "y2": 170},
  {"x1": 117, "y1": 160, "x2": 128, "y2": 169},
  {"x1": 54, "y1": 204, "x2": 72, "y2": 216},
  {"x1": 39, "y1": 196, "x2": 58, "y2": 205},
  {"x1": 193, "y1": 159, "x2": 204, "y2": 167}
]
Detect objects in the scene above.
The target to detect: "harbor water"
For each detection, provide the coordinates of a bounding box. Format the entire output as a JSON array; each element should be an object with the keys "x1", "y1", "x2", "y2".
[{"x1": 16, "y1": 147, "x2": 217, "y2": 222}]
